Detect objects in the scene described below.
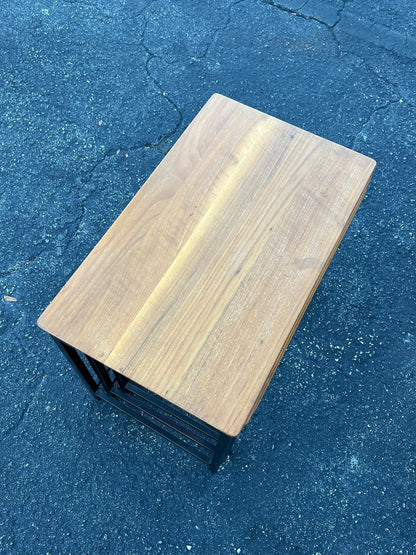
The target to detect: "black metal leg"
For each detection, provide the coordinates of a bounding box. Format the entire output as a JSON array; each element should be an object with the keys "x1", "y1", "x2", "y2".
[
  {"x1": 209, "y1": 433, "x2": 234, "y2": 472},
  {"x1": 51, "y1": 336, "x2": 236, "y2": 471},
  {"x1": 52, "y1": 336, "x2": 98, "y2": 395},
  {"x1": 86, "y1": 355, "x2": 113, "y2": 392},
  {"x1": 114, "y1": 372, "x2": 128, "y2": 388}
]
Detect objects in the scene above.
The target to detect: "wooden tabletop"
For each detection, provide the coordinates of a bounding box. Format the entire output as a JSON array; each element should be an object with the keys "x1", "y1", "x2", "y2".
[{"x1": 38, "y1": 94, "x2": 376, "y2": 436}]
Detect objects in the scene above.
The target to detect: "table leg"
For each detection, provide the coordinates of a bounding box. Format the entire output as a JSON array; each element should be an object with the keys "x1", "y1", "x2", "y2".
[
  {"x1": 209, "y1": 433, "x2": 234, "y2": 472},
  {"x1": 85, "y1": 355, "x2": 113, "y2": 393},
  {"x1": 52, "y1": 336, "x2": 99, "y2": 395},
  {"x1": 51, "y1": 336, "x2": 235, "y2": 472}
]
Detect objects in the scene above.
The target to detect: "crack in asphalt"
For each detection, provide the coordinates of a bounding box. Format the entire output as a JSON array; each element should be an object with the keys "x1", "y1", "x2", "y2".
[
  {"x1": 68, "y1": 0, "x2": 188, "y2": 234},
  {"x1": 143, "y1": 54, "x2": 184, "y2": 146},
  {"x1": 341, "y1": 49, "x2": 415, "y2": 108},
  {"x1": 257, "y1": 0, "x2": 415, "y2": 140},
  {"x1": 352, "y1": 98, "x2": 404, "y2": 150},
  {"x1": 255, "y1": 0, "x2": 415, "y2": 104},
  {"x1": 74, "y1": 1, "x2": 186, "y2": 189},
  {"x1": 140, "y1": 0, "x2": 238, "y2": 64},
  {"x1": 196, "y1": 0, "x2": 239, "y2": 60},
  {"x1": 258, "y1": 0, "x2": 347, "y2": 54},
  {"x1": 0, "y1": 257, "x2": 37, "y2": 279},
  {"x1": 352, "y1": 95, "x2": 416, "y2": 152},
  {"x1": 260, "y1": 0, "x2": 340, "y2": 29}
]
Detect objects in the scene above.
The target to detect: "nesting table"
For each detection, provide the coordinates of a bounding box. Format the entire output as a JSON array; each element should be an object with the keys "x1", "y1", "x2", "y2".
[{"x1": 38, "y1": 94, "x2": 376, "y2": 471}]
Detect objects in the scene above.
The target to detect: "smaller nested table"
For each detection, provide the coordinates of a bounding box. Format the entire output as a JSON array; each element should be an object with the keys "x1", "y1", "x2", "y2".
[{"x1": 38, "y1": 94, "x2": 376, "y2": 471}]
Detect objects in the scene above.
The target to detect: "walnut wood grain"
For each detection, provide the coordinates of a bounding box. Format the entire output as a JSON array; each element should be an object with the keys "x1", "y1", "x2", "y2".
[{"x1": 38, "y1": 93, "x2": 376, "y2": 436}]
